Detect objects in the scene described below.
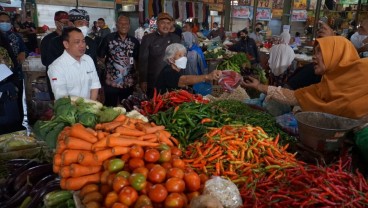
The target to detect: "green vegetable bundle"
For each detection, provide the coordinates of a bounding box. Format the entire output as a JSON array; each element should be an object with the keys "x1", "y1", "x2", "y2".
[{"x1": 217, "y1": 53, "x2": 251, "y2": 73}]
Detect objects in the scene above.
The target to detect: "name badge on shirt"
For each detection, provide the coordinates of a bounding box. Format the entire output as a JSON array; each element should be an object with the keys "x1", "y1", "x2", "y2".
[{"x1": 130, "y1": 57, "x2": 134, "y2": 65}]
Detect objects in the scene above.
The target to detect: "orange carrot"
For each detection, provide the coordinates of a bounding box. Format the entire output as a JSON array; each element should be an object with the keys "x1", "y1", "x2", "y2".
[
  {"x1": 70, "y1": 164, "x2": 102, "y2": 177},
  {"x1": 113, "y1": 114, "x2": 127, "y2": 122},
  {"x1": 70, "y1": 123, "x2": 98, "y2": 143},
  {"x1": 137, "y1": 133, "x2": 157, "y2": 141},
  {"x1": 114, "y1": 126, "x2": 145, "y2": 137},
  {"x1": 53, "y1": 164, "x2": 60, "y2": 173},
  {"x1": 60, "y1": 166, "x2": 71, "y2": 178},
  {"x1": 95, "y1": 123, "x2": 103, "y2": 130},
  {"x1": 62, "y1": 150, "x2": 82, "y2": 165},
  {"x1": 156, "y1": 131, "x2": 174, "y2": 146},
  {"x1": 60, "y1": 178, "x2": 67, "y2": 189},
  {"x1": 65, "y1": 136, "x2": 93, "y2": 151},
  {"x1": 97, "y1": 131, "x2": 105, "y2": 140},
  {"x1": 78, "y1": 151, "x2": 102, "y2": 166},
  {"x1": 53, "y1": 153, "x2": 62, "y2": 167},
  {"x1": 169, "y1": 136, "x2": 179, "y2": 146},
  {"x1": 144, "y1": 125, "x2": 165, "y2": 134},
  {"x1": 91, "y1": 137, "x2": 108, "y2": 151},
  {"x1": 102, "y1": 121, "x2": 123, "y2": 132},
  {"x1": 86, "y1": 128, "x2": 97, "y2": 137},
  {"x1": 94, "y1": 148, "x2": 114, "y2": 162},
  {"x1": 65, "y1": 172, "x2": 101, "y2": 190},
  {"x1": 107, "y1": 136, "x2": 159, "y2": 147},
  {"x1": 56, "y1": 140, "x2": 66, "y2": 154},
  {"x1": 111, "y1": 146, "x2": 130, "y2": 155}
]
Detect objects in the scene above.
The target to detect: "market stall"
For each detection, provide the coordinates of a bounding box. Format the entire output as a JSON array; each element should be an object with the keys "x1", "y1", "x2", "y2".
[{"x1": 1, "y1": 80, "x2": 367, "y2": 207}]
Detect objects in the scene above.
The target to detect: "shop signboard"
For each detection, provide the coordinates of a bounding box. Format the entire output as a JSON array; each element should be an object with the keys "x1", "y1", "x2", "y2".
[
  {"x1": 257, "y1": 0, "x2": 273, "y2": 8},
  {"x1": 256, "y1": 7, "x2": 272, "y2": 21},
  {"x1": 338, "y1": 0, "x2": 358, "y2": 4},
  {"x1": 209, "y1": 4, "x2": 223, "y2": 11},
  {"x1": 291, "y1": 10, "x2": 307, "y2": 21},
  {"x1": 232, "y1": 5, "x2": 253, "y2": 19},
  {"x1": 238, "y1": 0, "x2": 252, "y2": 6},
  {"x1": 120, "y1": 0, "x2": 138, "y2": 4},
  {"x1": 293, "y1": 0, "x2": 307, "y2": 9},
  {"x1": 272, "y1": 9, "x2": 283, "y2": 18},
  {"x1": 272, "y1": 0, "x2": 284, "y2": 9},
  {"x1": 36, "y1": 0, "x2": 114, "y2": 8}
]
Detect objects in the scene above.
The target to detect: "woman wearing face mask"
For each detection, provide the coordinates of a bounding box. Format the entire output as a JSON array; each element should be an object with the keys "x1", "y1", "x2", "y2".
[
  {"x1": 181, "y1": 31, "x2": 208, "y2": 76},
  {"x1": 155, "y1": 43, "x2": 222, "y2": 94}
]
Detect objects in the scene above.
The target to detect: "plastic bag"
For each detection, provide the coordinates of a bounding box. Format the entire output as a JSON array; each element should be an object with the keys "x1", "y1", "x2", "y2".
[
  {"x1": 218, "y1": 70, "x2": 243, "y2": 92},
  {"x1": 203, "y1": 176, "x2": 243, "y2": 208}
]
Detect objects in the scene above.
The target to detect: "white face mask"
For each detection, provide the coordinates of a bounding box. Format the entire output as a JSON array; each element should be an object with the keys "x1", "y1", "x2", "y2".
[
  {"x1": 174, "y1": 57, "x2": 187, "y2": 69},
  {"x1": 77, "y1": 26, "x2": 89, "y2": 37}
]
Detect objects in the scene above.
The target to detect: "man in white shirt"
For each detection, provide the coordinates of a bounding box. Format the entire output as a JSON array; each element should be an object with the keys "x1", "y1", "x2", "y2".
[
  {"x1": 48, "y1": 27, "x2": 101, "y2": 100},
  {"x1": 350, "y1": 19, "x2": 368, "y2": 57}
]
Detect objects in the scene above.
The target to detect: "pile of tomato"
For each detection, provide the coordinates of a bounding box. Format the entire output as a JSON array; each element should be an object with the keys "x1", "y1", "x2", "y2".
[{"x1": 82, "y1": 144, "x2": 207, "y2": 208}]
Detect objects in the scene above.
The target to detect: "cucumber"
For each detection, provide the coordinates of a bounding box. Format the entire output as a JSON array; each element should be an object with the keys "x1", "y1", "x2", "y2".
[{"x1": 44, "y1": 190, "x2": 73, "y2": 207}]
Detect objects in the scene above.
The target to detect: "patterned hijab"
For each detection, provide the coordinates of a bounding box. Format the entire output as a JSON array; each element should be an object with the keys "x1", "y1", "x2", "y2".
[{"x1": 294, "y1": 36, "x2": 368, "y2": 119}]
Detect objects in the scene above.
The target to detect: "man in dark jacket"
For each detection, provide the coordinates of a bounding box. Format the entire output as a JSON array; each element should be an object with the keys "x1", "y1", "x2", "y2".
[
  {"x1": 138, "y1": 12, "x2": 181, "y2": 98},
  {"x1": 46, "y1": 9, "x2": 97, "y2": 70},
  {"x1": 228, "y1": 29, "x2": 259, "y2": 64}
]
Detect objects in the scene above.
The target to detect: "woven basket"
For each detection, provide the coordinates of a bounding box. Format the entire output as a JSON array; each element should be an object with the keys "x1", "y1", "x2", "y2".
[{"x1": 211, "y1": 85, "x2": 225, "y2": 97}]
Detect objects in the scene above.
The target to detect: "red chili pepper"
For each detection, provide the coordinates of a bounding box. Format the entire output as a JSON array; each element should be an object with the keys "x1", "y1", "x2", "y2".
[
  {"x1": 153, "y1": 100, "x2": 164, "y2": 114},
  {"x1": 200, "y1": 118, "x2": 212, "y2": 124},
  {"x1": 178, "y1": 89, "x2": 193, "y2": 99}
]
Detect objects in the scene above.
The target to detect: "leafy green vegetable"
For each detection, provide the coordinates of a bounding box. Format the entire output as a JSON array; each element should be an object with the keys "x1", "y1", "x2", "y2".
[
  {"x1": 78, "y1": 112, "x2": 97, "y2": 128},
  {"x1": 45, "y1": 123, "x2": 66, "y2": 148},
  {"x1": 98, "y1": 107, "x2": 121, "y2": 123}
]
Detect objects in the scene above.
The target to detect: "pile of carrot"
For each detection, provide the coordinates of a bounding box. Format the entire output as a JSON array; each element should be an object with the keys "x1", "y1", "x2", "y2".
[
  {"x1": 240, "y1": 156, "x2": 368, "y2": 207},
  {"x1": 184, "y1": 125, "x2": 298, "y2": 185},
  {"x1": 53, "y1": 114, "x2": 178, "y2": 190}
]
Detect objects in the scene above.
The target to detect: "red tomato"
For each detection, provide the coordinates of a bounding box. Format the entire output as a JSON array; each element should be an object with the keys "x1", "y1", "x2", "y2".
[
  {"x1": 112, "y1": 202, "x2": 129, "y2": 208},
  {"x1": 165, "y1": 177, "x2": 185, "y2": 193},
  {"x1": 159, "y1": 149, "x2": 172, "y2": 163},
  {"x1": 105, "y1": 191, "x2": 118, "y2": 208},
  {"x1": 133, "y1": 167, "x2": 149, "y2": 178},
  {"x1": 148, "y1": 165, "x2": 167, "y2": 184},
  {"x1": 199, "y1": 174, "x2": 209, "y2": 184},
  {"x1": 170, "y1": 147, "x2": 182, "y2": 157},
  {"x1": 140, "y1": 181, "x2": 153, "y2": 195},
  {"x1": 180, "y1": 193, "x2": 188, "y2": 206},
  {"x1": 171, "y1": 158, "x2": 186, "y2": 170},
  {"x1": 166, "y1": 168, "x2": 185, "y2": 179},
  {"x1": 112, "y1": 176, "x2": 130, "y2": 193},
  {"x1": 134, "y1": 195, "x2": 152, "y2": 208},
  {"x1": 100, "y1": 184, "x2": 112, "y2": 197},
  {"x1": 161, "y1": 162, "x2": 172, "y2": 170},
  {"x1": 118, "y1": 186, "x2": 138, "y2": 206},
  {"x1": 148, "y1": 184, "x2": 168, "y2": 203},
  {"x1": 121, "y1": 153, "x2": 130, "y2": 162},
  {"x1": 130, "y1": 145, "x2": 144, "y2": 158},
  {"x1": 107, "y1": 173, "x2": 117, "y2": 186},
  {"x1": 184, "y1": 172, "x2": 200, "y2": 192},
  {"x1": 145, "y1": 163, "x2": 156, "y2": 171},
  {"x1": 164, "y1": 193, "x2": 185, "y2": 208},
  {"x1": 144, "y1": 149, "x2": 160, "y2": 163},
  {"x1": 129, "y1": 158, "x2": 145, "y2": 170}
]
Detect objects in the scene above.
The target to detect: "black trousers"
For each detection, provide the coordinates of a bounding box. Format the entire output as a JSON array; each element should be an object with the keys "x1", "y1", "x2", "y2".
[{"x1": 103, "y1": 85, "x2": 134, "y2": 107}]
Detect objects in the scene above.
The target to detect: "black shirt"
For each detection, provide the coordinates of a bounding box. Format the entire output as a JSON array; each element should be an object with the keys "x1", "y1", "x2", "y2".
[
  {"x1": 47, "y1": 35, "x2": 97, "y2": 67},
  {"x1": 286, "y1": 63, "x2": 322, "y2": 90},
  {"x1": 40, "y1": 31, "x2": 58, "y2": 67},
  {"x1": 155, "y1": 65, "x2": 181, "y2": 94},
  {"x1": 228, "y1": 38, "x2": 259, "y2": 63}
]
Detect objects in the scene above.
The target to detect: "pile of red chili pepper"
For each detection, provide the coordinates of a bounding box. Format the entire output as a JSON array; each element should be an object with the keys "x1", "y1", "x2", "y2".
[
  {"x1": 240, "y1": 156, "x2": 368, "y2": 207},
  {"x1": 141, "y1": 89, "x2": 208, "y2": 115},
  {"x1": 183, "y1": 125, "x2": 298, "y2": 185}
]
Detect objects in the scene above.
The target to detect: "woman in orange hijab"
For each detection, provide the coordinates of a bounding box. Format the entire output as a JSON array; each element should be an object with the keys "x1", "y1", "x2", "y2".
[{"x1": 242, "y1": 36, "x2": 368, "y2": 119}]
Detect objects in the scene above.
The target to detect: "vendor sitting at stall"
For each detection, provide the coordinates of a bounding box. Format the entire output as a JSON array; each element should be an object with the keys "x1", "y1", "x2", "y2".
[
  {"x1": 227, "y1": 29, "x2": 259, "y2": 64},
  {"x1": 181, "y1": 31, "x2": 208, "y2": 76},
  {"x1": 241, "y1": 36, "x2": 368, "y2": 120},
  {"x1": 268, "y1": 31, "x2": 295, "y2": 86},
  {"x1": 155, "y1": 43, "x2": 221, "y2": 94}
]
